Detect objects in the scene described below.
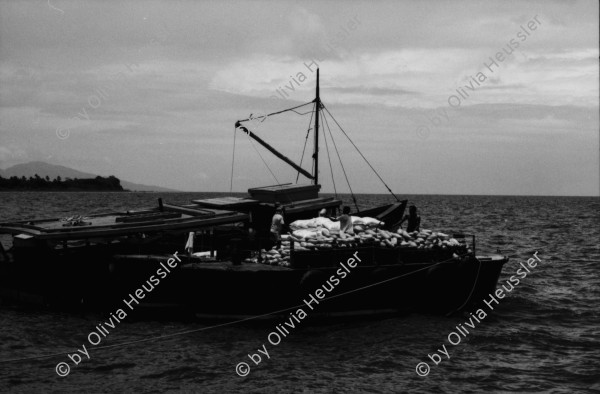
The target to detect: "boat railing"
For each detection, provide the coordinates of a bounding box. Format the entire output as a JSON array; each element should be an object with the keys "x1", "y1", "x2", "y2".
[
  {"x1": 232, "y1": 232, "x2": 475, "y2": 268},
  {"x1": 452, "y1": 233, "x2": 476, "y2": 256}
]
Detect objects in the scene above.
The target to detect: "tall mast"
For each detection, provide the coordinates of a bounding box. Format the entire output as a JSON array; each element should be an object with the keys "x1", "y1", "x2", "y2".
[{"x1": 313, "y1": 68, "x2": 320, "y2": 185}]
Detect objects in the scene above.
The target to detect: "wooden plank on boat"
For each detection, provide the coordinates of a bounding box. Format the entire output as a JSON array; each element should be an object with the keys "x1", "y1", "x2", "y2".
[
  {"x1": 285, "y1": 196, "x2": 336, "y2": 207},
  {"x1": 162, "y1": 203, "x2": 217, "y2": 217},
  {"x1": 0, "y1": 208, "x2": 158, "y2": 227},
  {"x1": 256, "y1": 196, "x2": 336, "y2": 209},
  {"x1": 41, "y1": 207, "x2": 237, "y2": 233},
  {"x1": 35, "y1": 212, "x2": 249, "y2": 241},
  {"x1": 3, "y1": 210, "x2": 241, "y2": 237},
  {"x1": 0, "y1": 226, "x2": 43, "y2": 236},
  {"x1": 184, "y1": 261, "x2": 291, "y2": 272},
  {"x1": 266, "y1": 197, "x2": 341, "y2": 213},
  {"x1": 0, "y1": 222, "x2": 44, "y2": 231},
  {"x1": 248, "y1": 183, "x2": 320, "y2": 203},
  {"x1": 192, "y1": 196, "x2": 260, "y2": 209},
  {"x1": 111, "y1": 256, "x2": 292, "y2": 271},
  {"x1": 115, "y1": 212, "x2": 182, "y2": 223},
  {"x1": 43, "y1": 215, "x2": 160, "y2": 232},
  {"x1": 249, "y1": 183, "x2": 310, "y2": 192}
]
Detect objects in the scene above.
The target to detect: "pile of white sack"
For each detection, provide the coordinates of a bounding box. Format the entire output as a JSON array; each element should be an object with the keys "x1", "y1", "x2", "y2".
[
  {"x1": 243, "y1": 241, "x2": 292, "y2": 267},
  {"x1": 289, "y1": 216, "x2": 382, "y2": 232},
  {"x1": 249, "y1": 216, "x2": 465, "y2": 267}
]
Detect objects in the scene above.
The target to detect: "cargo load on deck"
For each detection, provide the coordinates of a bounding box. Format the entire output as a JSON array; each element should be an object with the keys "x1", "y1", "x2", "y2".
[{"x1": 250, "y1": 216, "x2": 467, "y2": 267}]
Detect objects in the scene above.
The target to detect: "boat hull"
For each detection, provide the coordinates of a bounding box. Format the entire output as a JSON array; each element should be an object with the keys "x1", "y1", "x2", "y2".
[
  {"x1": 0, "y1": 246, "x2": 507, "y2": 318},
  {"x1": 0, "y1": 198, "x2": 506, "y2": 319}
]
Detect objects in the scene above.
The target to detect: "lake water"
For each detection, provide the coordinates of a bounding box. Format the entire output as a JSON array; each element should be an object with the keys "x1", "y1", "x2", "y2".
[{"x1": 0, "y1": 192, "x2": 598, "y2": 393}]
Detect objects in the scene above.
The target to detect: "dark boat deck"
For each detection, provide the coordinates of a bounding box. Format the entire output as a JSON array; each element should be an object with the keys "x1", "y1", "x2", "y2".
[
  {"x1": 0, "y1": 205, "x2": 248, "y2": 240},
  {"x1": 183, "y1": 261, "x2": 293, "y2": 272}
]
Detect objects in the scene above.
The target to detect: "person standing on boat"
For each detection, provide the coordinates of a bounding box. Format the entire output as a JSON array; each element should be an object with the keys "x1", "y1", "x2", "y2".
[
  {"x1": 400, "y1": 205, "x2": 421, "y2": 232},
  {"x1": 331, "y1": 206, "x2": 354, "y2": 236},
  {"x1": 270, "y1": 205, "x2": 285, "y2": 249}
]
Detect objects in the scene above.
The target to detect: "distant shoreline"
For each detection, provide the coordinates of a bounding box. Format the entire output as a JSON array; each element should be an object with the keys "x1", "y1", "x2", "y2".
[
  {"x1": 0, "y1": 189, "x2": 129, "y2": 192},
  {"x1": 0, "y1": 175, "x2": 124, "y2": 192},
  {"x1": 0, "y1": 190, "x2": 596, "y2": 197}
]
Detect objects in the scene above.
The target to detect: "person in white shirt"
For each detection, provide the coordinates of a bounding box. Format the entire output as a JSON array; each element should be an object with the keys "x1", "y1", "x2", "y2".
[
  {"x1": 270, "y1": 205, "x2": 285, "y2": 248},
  {"x1": 330, "y1": 206, "x2": 354, "y2": 236}
]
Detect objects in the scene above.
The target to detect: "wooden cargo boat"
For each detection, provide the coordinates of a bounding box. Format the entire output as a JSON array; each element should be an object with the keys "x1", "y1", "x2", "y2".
[{"x1": 0, "y1": 70, "x2": 508, "y2": 318}]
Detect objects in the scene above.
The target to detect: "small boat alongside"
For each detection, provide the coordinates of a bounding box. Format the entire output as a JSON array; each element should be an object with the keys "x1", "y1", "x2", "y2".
[{"x1": 0, "y1": 70, "x2": 508, "y2": 318}]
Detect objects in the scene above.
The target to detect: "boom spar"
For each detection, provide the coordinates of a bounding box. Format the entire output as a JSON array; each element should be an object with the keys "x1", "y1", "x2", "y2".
[{"x1": 234, "y1": 121, "x2": 314, "y2": 180}]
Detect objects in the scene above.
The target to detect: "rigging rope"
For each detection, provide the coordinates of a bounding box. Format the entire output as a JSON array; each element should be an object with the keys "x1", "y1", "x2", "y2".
[
  {"x1": 321, "y1": 106, "x2": 359, "y2": 212},
  {"x1": 289, "y1": 108, "x2": 315, "y2": 116},
  {"x1": 236, "y1": 101, "x2": 313, "y2": 124},
  {"x1": 296, "y1": 102, "x2": 315, "y2": 183},
  {"x1": 229, "y1": 126, "x2": 237, "y2": 192},
  {"x1": 236, "y1": 101, "x2": 314, "y2": 188},
  {"x1": 320, "y1": 110, "x2": 337, "y2": 198},
  {"x1": 245, "y1": 133, "x2": 280, "y2": 185},
  {"x1": 322, "y1": 104, "x2": 401, "y2": 202}
]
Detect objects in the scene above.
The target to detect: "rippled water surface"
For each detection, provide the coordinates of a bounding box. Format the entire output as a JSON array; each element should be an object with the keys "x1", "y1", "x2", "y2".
[{"x1": 0, "y1": 192, "x2": 598, "y2": 393}]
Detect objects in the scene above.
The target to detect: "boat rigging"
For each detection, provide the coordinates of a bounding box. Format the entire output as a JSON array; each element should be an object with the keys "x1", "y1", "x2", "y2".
[{"x1": 232, "y1": 69, "x2": 403, "y2": 211}]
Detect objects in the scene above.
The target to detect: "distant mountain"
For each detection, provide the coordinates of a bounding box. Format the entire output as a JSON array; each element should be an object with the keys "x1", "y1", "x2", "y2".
[{"x1": 0, "y1": 161, "x2": 178, "y2": 192}]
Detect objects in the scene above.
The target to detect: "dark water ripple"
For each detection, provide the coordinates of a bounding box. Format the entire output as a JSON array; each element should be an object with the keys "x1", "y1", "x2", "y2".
[{"x1": 0, "y1": 192, "x2": 599, "y2": 393}]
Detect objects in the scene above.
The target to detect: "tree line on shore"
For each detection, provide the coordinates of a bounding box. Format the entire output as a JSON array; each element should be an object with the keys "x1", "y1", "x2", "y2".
[{"x1": 0, "y1": 174, "x2": 124, "y2": 191}]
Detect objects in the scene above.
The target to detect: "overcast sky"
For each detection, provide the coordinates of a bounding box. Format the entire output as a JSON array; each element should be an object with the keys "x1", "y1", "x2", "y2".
[{"x1": 0, "y1": 0, "x2": 598, "y2": 195}]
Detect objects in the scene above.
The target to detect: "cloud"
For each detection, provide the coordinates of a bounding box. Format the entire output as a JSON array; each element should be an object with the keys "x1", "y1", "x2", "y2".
[
  {"x1": 328, "y1": 86, "x2": 418, "y2": 95},
  {"x1": 0, "y1": 145, "x2": 28, "y2": 164},
  {"x1": 208, "y1": 45, "x2": 598, "y2": 109},
  {"x1": 0, "y1": 0, "x2": 597, "y2": 195}
]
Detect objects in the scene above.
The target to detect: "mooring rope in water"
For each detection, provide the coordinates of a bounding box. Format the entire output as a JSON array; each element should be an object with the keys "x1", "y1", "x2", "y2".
[{"x1": 0, "y1": 254, "x2": 469, "y2": 364}]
